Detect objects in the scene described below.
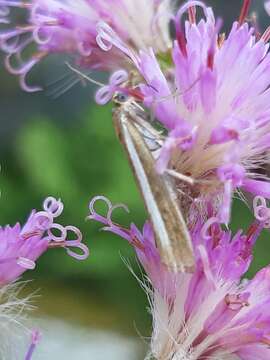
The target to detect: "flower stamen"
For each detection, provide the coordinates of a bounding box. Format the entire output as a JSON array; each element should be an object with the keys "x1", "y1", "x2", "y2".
[
  {"x1": 24, "y1": 329, "x2": 41, "y2": 360},
  {"x1": 261, "y1": 26, "x2": 270, "y2": 43},
  {"x1": 238, "y1": 0, "x2": 252, "y2": 27},
  {"x1": 188, "y1": 6, "x2": 196, "y2": 24}
]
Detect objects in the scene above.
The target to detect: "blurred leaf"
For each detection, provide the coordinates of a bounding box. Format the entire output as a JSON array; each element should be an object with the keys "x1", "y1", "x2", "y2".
[
  {"x1": 16, "y1": 117, "x2": 80, "y2": 200},
  {"x1": 5, "y1": 106, "x2": 146, "y2": 278}
]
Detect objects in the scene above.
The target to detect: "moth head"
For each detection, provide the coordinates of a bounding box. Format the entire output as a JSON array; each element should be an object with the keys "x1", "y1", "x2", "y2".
[{"x1": 112, "y1": 91, "x2": 131, "y2": 107}]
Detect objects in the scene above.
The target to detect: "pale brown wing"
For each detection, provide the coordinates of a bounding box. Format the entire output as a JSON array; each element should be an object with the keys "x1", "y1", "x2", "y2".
[{"x1": 113, "y1": 103, "x2": 195, "y2": 273}]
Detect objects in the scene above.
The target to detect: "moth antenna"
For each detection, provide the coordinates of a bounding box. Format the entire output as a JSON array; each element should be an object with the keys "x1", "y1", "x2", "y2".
[
  {"x1": 152, "y1": 76, "x2": 201, "y2": 105},
  {"x1": 45, "y1": 67, "x2": 94, "y2": 98},
  {"x1": 47, "y1": 75, "x2": 81, "y2": 98},
  {"x1": 148, "y1": 76, "x2": 201, "y2": 127},
  {"x1": 65, "y1": 62, "x2": 105, "y2": 87}
]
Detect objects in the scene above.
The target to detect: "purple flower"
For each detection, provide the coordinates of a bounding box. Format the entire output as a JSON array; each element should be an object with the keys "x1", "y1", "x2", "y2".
[
  {"x1": 24, "y1": 329, "x2": 41, "y2": 360},
  {"x1": 0, "y1": 0, "x2": 171, "y2": 91},
  {"x1": 0, "y1": 196, "x2": 89, "y2": 284},
  {"x1": 126, "y1": 1, "x2": 270, "y2": 224},
  {"x1": 88, "y1": 194, "x2": 270, "y2": 359}
]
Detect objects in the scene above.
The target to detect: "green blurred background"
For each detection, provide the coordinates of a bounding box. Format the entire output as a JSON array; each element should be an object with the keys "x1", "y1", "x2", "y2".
[{"x1": 0, "y1": 1, "x2": 269, "y2": 358}]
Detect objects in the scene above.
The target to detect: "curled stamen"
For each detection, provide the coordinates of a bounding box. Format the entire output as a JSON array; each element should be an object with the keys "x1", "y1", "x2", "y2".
[
  {"x1": 65, "y1": 240, "x2": 89, "y2": 260},
  {"x1": 5, "y1": 52, "x2": 36, "y2": 74},
  {"x1": 95, "y1": 69, "x2": 128, "y2": 105},
  {"x1": 96, "y1": 21, "x2": 115, "y2": 51},
  {"x1": 201, "y1": 217, "x2": 220, "y2": 240},
  {"x1": 43, "y1": 196, "x2": 64, "y2": 218},
  {"x1": 88, "y1": 195, "x2": 113, "y2": 225},
  {"x1": 95, "y1": 85, "x2": 113, "y2": 105},
  {"x1": 174, "y1": 0, "x2": 207, "y2": 49},
  {"x1": 32, "y1": 26, "x2": 52, "y2": 45},
  {"x1": 20, "y1": 69, "x2": 43, "y2": 92},
  {"x1": 110, "y1": 69, "x2": 128, "y2": 85},
  {"x1": 1, "y1": 35, "x2": 32, "y2": 54},
  {"x1": 65, "y1": 225, "x2": 82, "y2": 243},
  {"x1": 88, "y1": 196, "x2": 132, "y2": 242},
  {"x1": 174, "y1": 1, "x2": 208, "y2": 58},
  {"x1": 253, "y1": 196, "x2": 270, "y2": 225},
  {"x1": 33, "y1": 211, "x2": 53, "y2": 231},
  {"x1": 47, "y1": 224, "x2": 89, "y2": 260},
  {"x1": 47, "y1": 223, "x2": 67, "y2": 242},
  {"x1": 3, "y1": 49, "x2": 45, "y2": 91},
  {"x1": 106, "y1": 203, "x2": 130, "y2": 228},
  {"x1": 173, "y1": 0, "x2": 213, "y2": 58},
  {"x1": 96, "y1": 21, "x2": 139, "y2": 66},
  {"x1": 1, "y1": 35, "x2": 22, "y2": 53},
  {"x1": 253, "y1": 196, "x2": 267, "y2": 211},
  {"x1": 176, "y1": 1, "x2": 207, "y2": 20},
  {"x1": 16, "y1": 257, "x2": 36, "y2": 270}
]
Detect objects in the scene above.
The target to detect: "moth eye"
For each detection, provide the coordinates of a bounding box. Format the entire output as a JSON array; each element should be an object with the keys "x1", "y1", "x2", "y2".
[{"x1": 113, "y1": 92, "x2": 129, "y2": 105}]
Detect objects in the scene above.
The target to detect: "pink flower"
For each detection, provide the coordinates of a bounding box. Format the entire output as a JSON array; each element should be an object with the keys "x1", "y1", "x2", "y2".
[
  {"x1": 127, "y1": 1, "x2": 270, "y2": 224},
  {"x1": 88, "y1": 194, "x2": 270, "y2": 359},
  {"x1": 0, "y1": 0, "x2": 171, "y2": 91},
  {"x1": 0, "y1": 196, "x2": 89, "y2": 284}
]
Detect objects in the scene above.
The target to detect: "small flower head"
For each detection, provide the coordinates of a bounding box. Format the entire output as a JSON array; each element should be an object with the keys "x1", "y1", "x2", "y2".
[
  {"x1": 126, "y1": 1, "x2": 270, "y2": 224},
  {"x1": 0, "y1": 196, "x2": 89, "y2": 284},
  {"x1": 88, "y1": 194, "x2": 270, "y2": 359},
  {"x1": 0, "y1": 0, "x2": 171, "y2": 90}
]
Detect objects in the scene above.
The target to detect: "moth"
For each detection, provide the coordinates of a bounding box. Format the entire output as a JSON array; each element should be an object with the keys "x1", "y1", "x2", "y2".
[
  {"x1": 65, "y1": 63, "x2": 195, "y2": 272},
  {"x1": 113, "y1": 94, "x2": 195, "y2": 272}
]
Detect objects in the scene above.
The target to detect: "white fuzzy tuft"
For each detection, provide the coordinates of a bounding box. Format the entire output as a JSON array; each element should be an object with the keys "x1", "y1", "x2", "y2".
[{"x1": 0, "y1": 281, "x2": 35, "y2": 359}]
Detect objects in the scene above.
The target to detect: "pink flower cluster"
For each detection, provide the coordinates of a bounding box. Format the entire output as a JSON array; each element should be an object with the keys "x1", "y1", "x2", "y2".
[
  {"x1": 0, "y1": 196, "x2": 89, "y2": 359},
  {"x1": 0, "y1": 0, "x2": 171, "y2": 90},
  {"x1": 2, "y1": 0, "x2": 270, "y2": 359},
  {"x1": 130, "y1": 1, "x2": 270, "y2": 224},
  {"x1": 0, "y1": 196, "x2": 89, "y2": 284},
  {"x1": 88, "y1": 194, "x2": 270, "y2": 359}
]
